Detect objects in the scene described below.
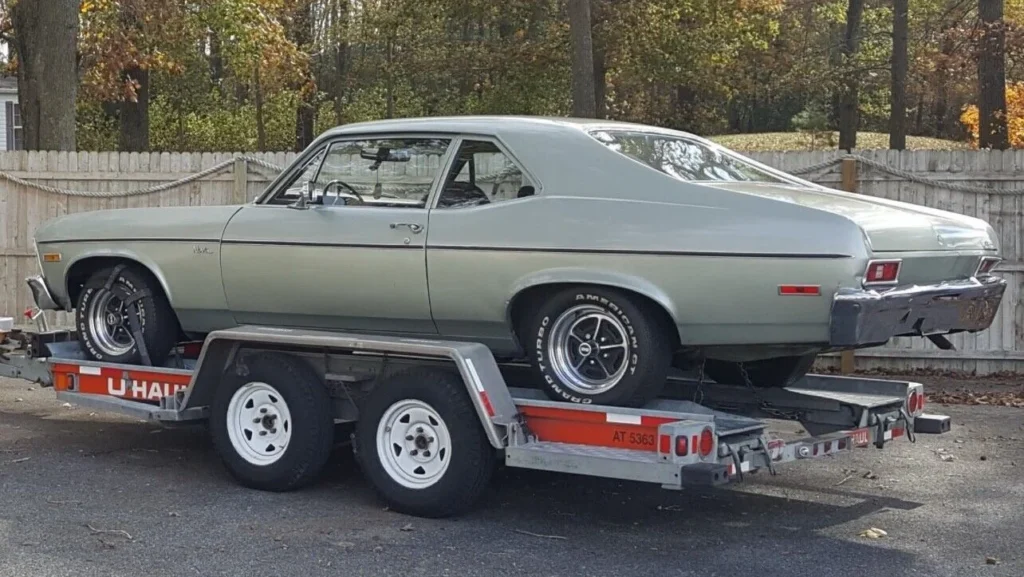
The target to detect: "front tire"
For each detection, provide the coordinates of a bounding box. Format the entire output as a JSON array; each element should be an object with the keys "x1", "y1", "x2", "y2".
[
  {"x1": 524, "y1": 286, "x2": 673, "y2": 407},
  {"x1": 75, "y1": 264, "x2": 178, "y2": 366},
  {"x1": 210, "y1": 352, "x2": 335, "y2": 492},
  {"x1": 354, "y1": 368, "x2": 495, "y2": 518}
]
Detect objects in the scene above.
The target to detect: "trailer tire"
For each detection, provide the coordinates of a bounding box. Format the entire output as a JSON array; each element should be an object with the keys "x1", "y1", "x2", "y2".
[
  {"x1": 210, "y1": 353, "x2": 334, "y2": 492},
  {"x1": 354, "y1": 367, "x2": 495, "y2": 518}
]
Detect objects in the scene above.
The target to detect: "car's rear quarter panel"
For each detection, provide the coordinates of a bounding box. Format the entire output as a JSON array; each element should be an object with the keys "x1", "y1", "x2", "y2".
[{"x1": 425, "y1": 195, "x2": 868, "y2": 350}]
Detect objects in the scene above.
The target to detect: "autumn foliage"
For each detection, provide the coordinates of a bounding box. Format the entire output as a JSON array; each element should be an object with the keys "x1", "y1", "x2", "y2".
[{"x1": 960, "y1": 82, "x2": 1024, "y2": 149}]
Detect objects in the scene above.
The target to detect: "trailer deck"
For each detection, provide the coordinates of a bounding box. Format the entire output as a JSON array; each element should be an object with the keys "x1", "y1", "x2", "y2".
[{"x1": 0, "y1": 317, "x2": 951, "y2": 517}]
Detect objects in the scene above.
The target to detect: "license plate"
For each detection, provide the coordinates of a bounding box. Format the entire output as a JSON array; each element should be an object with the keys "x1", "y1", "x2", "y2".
[
  {"x1": 958, "y1": 298, "x2": 997, "y2": 325},
  {"x1": 850, "y1": 428, "x2": 870, "y2": 447}
]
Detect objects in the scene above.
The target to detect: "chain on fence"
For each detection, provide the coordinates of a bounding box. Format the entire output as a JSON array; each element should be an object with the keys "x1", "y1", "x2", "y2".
[{"x1": 0, "y1": 152, "x2": 1019, "y2": 198}]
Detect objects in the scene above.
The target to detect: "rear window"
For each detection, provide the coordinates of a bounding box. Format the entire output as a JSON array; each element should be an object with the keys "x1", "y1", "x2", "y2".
[{"x1": 589, "y1": 129, "x2": 789, "y2": 184}]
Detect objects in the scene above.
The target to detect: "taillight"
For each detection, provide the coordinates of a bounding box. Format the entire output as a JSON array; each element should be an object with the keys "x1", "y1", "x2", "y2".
[
  {"x1": 675, "y1": 436, "x2": 688, "y2": 456},
  {"x1": 863, "y1": 259, "x2": 901, "y2": 287},
  {"x1": 698, "y1": 427, "x2": 715, "y2": 457},
  {"x1": 976, "y1": 257, "x2": 1001, "y2": 277},
  {"x1": 907, "y1": 390, "x2": 924, "y2": 414}
]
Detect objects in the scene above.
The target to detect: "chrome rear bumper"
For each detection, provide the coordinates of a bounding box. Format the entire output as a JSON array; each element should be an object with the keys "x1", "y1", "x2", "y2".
[{"x1": 829, "y1": 276, "x2": 1007, "y2": 347}]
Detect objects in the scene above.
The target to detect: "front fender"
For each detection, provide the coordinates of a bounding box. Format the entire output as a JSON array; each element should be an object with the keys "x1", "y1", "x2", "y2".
[
  {"x1": 505, "y1": 267, "x2": 682, "y2": 334},
  {"x1": 61, "y1": 247, "x2": 175, "y2": 307}
]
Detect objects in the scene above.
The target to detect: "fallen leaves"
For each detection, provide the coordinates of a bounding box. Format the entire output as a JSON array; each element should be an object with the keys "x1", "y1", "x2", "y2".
[
  {"x1": 928, "y1": 391, "x2": 1024, "y2": 408},
  {"x1": 859, "y1": 527, "x2": 888, "y2": 539}
]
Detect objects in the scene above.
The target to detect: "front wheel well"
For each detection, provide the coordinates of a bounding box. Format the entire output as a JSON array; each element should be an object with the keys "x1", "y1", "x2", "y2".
[
  {"x1": 508, "y1": 282, "x2": 681, "y2": 352},
  {"x1": 65, "y1": 256, "x2": 183, "y2": 337}
]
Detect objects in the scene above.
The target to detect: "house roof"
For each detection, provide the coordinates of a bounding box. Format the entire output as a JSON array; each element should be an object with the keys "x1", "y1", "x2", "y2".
[{"x1": 0, "y1": 76, "x2": 17, "y2": 94}]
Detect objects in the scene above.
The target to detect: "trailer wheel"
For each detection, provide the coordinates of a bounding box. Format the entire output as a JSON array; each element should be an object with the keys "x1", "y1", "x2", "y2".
[
  {"x1": 354, "y1": 368, "x2": 495, "y2": 518},
  {"x1": 210, "y1": 353, "x2": 334, "y2": 492}
]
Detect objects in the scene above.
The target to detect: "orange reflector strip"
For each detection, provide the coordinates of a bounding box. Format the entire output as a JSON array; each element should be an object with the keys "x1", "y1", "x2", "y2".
[
  {"x1": 42, "y1": 253, "x2": 61, "y2": 262},
  {"x1": 778, "y1": 285, "x2": 820, "y2": 296},
  {"x1": 51, "y1": 362, "x2": 191, "y2": 402}
]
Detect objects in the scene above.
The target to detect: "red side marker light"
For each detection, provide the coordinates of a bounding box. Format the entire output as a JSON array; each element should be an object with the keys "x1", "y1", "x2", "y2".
[
  {"x1": 675, "y1": 435, "x2": 689, "y2": 456},
  {"x1": 779, "y1": 285, "x2": 820, "y2": 296},
  {"x1": 659, "y1": 434, "x2": 671, "y2": 454}
]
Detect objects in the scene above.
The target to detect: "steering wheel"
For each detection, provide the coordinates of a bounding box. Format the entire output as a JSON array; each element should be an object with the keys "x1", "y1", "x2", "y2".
[{"x1": 322, "y1": 180, "x2": 366, "y2": 205}]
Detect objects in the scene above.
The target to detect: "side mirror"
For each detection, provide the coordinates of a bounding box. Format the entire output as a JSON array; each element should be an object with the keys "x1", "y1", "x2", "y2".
[{"x1": 287, "y1": 182, "x2": 312, "y2": 210}]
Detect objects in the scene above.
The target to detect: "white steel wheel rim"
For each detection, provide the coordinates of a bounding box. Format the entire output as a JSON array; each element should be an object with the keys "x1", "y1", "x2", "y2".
[
  {"x1": 376, "y1": 399, "x2": 452, "y2": 489},
  {"x1": 225, "y1": 382, "x2": 293, "y2": 466}
]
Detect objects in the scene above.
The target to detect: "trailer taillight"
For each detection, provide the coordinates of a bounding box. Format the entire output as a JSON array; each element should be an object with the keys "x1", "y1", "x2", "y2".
[
  {"x1": 907, "y1": 390, "x2": 924, "y2": 414},
  {"x1": 863, "y1": 259, "x2": 901, "y2": 287},
  {"x1": 698, "y1": 427, "x2": 714, "y2": 457},
  {"x1": 675, "y1": 435, "x2": 689, "y2": 456}
]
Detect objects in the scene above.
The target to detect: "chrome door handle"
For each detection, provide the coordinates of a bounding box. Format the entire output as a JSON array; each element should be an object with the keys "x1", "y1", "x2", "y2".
[{"x1": 390, "y1": 222, "x2": 423, "y2": 234}]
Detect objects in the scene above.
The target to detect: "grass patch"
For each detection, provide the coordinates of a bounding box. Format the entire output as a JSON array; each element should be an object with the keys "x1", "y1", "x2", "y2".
[{"x1": 708, "y1": 131, "x2": 972, "y2": 152}]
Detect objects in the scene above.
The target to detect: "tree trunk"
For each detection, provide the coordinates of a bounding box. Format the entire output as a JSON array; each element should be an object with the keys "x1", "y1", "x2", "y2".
[
  {"x1": 118, "y1": 67, "x2": 150, "y2": 152},
  {"x1": 209, "y1": 32, "x2": 224, "y2": 85},
  {"x1": 978, "y1": 0, "x2": 1009, "y2": 149},
  {"x1": 9, "y1": 0, "x2": 79, "y2": 150},
  {"x1": 838, "y1": 0, "x2": 865, "y2": 151},
  {"x1": 255, "y1": 68, "x2": 266, "y2": 151},
  {"x1": 568, "y1": 0, "x2": 596, "y2": 117},
  {"x1": 889, "y1": 0, "x2": 908, "y2": 150},
  {"x1": 288, "y1": 0, "x2": 317, "y2": 151}
]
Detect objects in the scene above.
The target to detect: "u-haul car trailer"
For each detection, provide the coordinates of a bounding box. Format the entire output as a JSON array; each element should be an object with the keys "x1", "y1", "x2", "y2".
[{"x1": 0, "y1": 313, "x2": 950, "y2": 519}]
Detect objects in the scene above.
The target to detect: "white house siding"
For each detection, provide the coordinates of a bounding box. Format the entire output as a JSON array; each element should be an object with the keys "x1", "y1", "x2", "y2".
[{"x1": 0, "y1": 93, "x2": 13, "y2": 150}]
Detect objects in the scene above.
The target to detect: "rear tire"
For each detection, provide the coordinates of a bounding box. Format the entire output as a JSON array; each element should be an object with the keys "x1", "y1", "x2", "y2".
[
  {"x1": 354, "y1": 368, "x2": 495, "y2": 518},
  {"x1": 703, "y1": 354, "x2": 817, "y2": 388},
  {"x1": 524, "y1": 286, "x2": 673, "y2": 407},
  {"x1": 210, "y1": 352, "x2": 335, "y2": 492},
  {"x1": 75, "y1": 264, "x2": 178, "y2": 366}
]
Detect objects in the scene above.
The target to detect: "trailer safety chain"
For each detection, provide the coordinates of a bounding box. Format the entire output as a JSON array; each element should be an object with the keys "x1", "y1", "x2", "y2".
[
  {"x1": 737, "y1": 362, "x2": 802, "y2": 421},
  {"x1": 898, "y1": 407, "x2": 917, "y2": 443},
  {"x1": 691, "y1": 357, "x2": 707, "y2": 405},
  {"x1": 724, "y1": 443, "x2": 744, "y2": 482}
]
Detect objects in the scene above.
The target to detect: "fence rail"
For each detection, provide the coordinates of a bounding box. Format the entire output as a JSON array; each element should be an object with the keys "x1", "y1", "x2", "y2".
[{"x1": 2, "y1": 148, "x2": 1023, "y2": 374}]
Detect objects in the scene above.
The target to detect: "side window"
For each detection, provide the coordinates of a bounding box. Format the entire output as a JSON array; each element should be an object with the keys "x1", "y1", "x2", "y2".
[
  {"x1": 267, "y1": 147, "x2": 328, "y2": 205},
  {"x1": 436, "y1": 139, "x2": 535, "y2": 209},
  {"x1": 315, "y1": 137, "x2": 452, "y2": 208}
]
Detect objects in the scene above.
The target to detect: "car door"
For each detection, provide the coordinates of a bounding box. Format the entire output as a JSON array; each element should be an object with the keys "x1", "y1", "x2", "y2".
[{"x1": 220, "y1": 135, "x2": 455, "y2": 334}]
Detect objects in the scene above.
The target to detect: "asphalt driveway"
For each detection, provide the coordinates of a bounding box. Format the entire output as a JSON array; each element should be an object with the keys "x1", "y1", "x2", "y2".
[{"x1": 1, "y1": 374, "x2": 1022, "y2": 577}]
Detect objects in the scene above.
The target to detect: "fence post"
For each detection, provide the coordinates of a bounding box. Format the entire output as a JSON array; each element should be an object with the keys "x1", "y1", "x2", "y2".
[
  {"x1": 232, "y1": 157, "x2": 247, "y2": 204},
  {"x1": 839, "y1": 157, "x2": 858, "y2": 375}
]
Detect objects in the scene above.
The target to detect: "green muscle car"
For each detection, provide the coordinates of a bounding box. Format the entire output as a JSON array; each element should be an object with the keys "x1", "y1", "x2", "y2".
[{"x1": 27, "y1": 116, "x2": 1007, "y2": 407}]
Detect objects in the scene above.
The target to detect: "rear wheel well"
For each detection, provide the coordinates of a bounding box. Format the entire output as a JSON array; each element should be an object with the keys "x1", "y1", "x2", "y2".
[
  {"x1": 508, "y1": 283, "x2": 680, "y2": 352},
  {"x1": 66, "y1": 256, "x2": 182, "y2": 334}
]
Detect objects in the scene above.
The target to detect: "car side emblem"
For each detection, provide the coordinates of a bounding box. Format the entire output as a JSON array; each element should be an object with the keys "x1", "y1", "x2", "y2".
[{"x1": 193, "y1": 245, "x2": 215, "y2": 255}]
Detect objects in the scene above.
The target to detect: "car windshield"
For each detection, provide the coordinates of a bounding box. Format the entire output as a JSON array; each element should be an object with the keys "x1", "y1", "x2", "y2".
[{"x1": 589, "y1": 129, "x2": 790, "y2": 184}]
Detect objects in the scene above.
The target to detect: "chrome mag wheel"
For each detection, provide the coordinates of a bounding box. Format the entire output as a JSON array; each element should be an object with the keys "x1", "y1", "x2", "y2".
[{"x1": 547, "y1": 304, "x2": 631, "y2": 395}]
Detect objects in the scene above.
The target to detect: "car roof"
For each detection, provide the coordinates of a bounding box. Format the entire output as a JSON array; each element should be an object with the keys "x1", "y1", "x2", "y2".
[{"x1": 319, "y1": 115, "x2": 694, "y2": 140}]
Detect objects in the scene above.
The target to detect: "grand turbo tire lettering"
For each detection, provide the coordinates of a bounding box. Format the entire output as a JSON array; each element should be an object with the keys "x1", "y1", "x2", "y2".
[{"x1": 526, "y1": 286, "x2": 670, "y2": 407}]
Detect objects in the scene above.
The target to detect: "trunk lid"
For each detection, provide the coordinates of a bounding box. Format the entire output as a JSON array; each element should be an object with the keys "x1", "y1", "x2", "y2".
[{"x1": 702, "y1": 182, "x2": 997, "y2": 253}]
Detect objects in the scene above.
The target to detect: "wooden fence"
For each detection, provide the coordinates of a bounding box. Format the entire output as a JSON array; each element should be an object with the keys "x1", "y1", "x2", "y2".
[{"x1": 1, "y1": 148, "x2": 1023, "y2": 374}]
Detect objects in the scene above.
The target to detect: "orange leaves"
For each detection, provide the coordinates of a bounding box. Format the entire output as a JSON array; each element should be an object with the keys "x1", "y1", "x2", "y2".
[{"x1": 960, "y1": 82, "x2": 1024, "y2": 149}]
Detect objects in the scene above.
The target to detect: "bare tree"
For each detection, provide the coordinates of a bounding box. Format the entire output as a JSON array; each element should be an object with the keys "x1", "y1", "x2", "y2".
[
  {"x1": 978, "y1": 0, "x2": 1009, "y2": 149},
  {"x1": 568, "y1": 0, "x2": 596, "y2": 118},
  {"x1": 9, "y1": 0, "x2": 79, "y2": 150},
  {"x1": 889, "y1": 0, "x2": 908, "y2": 150}
]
